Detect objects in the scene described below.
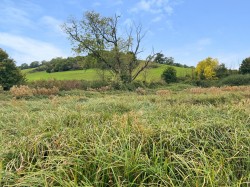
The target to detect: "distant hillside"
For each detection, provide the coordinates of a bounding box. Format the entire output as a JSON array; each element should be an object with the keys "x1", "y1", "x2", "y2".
[{"x1": 22, "y1": 64, "x2": 193, "y2": 82}]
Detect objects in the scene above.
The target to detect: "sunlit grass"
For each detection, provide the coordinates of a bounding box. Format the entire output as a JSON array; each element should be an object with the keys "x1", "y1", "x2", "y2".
[
  {"x1": 1, "y1": 86, "x2": 249, "y2": 186},
  {"x1": 22, "y1": 64, "x2": 192, "y2": 82}
]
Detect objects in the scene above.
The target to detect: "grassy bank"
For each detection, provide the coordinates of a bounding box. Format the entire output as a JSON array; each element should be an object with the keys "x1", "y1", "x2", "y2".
[
  {"x1": 22, "y1": 65, "x2": 193, "y2": 82},
  {"x1": 1, "y1": 86, "x2": 250, "y2": 186}
]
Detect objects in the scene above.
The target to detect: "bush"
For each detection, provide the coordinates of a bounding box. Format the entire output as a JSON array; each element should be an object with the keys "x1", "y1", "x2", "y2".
[
  {"x1": 162, "y1": 67, "x2": 177, "y2": 83},
  {"x1": 194, "y1": 80, "x2": 218, "y2": 88},
  {"x1": 28, "y1": 79, "x2": 109, "y2": 91},
  {"x1": 0, "y1": 49, "x2": 26, "y2": 90},
  {"x1": 218, "y1": 74, "x2": 250, "y2": 86}
]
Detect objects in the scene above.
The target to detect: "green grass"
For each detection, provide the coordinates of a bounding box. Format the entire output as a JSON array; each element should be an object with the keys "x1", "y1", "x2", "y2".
[
  {"x1": 23, "y1": 69, "x2": 102, "y2": 81},
  {"x1": 22, "y1": 65, "x2": 193, "y2": 82},
  {"x1": 1, "y1": 86, "x2": 249, "y2": 186}
]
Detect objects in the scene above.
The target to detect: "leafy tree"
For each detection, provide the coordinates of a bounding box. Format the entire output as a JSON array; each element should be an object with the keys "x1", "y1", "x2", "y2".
[
  {"x1": 62, "y1": 11, "x2": 155, "y2": 83},
  {"x1": 239, "y1": 57, "x2": 250, "y2": 74},
  {"x1": 195, "y1": 57, "x2": 219, "y2": 80},
  {"x1": 165, "y1": 57, "x2": 174, "y2": 65},
  {"x1": 162, "y1": 67, "x2": 177, "y2": 83},
  {"x1": 154, "y1": 53, "x2": 165, "y2": 64},
  {"x1": 0, "y1": 49, "x2": 25, "y2": 90},
  {"x1": 20, "y1": 63, "x2": 29, "y2": 70},
  {"x1": 215, "y1": 63, "x2": 229, "y2": 78},
  {"x1": 154, "y1": 53, "x2": 174, "y2": 65},
  {"x1": 30, "y1": 61, "x2": 40, "y2": 68}
]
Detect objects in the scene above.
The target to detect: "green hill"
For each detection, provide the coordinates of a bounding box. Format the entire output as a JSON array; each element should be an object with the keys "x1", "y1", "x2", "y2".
[{"x1": 22, "y1": 64, "x2": 193, "y2": 82}]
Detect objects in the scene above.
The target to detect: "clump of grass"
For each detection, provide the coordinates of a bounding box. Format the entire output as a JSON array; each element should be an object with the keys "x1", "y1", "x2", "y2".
[
  {"x1": 186, "y1": 85, "x2": 250, "y2": 95},
  {"x1": 10, "y1": 85, "x2": 59, "y2": 98},
  {"x1": 156, "y1": 89, "x2": 171, "y2": 96},
  {"x1": 1, "y1": 86, "x2": 250, "y2": 186},
  {"x1": 135, "y1": 87, "x2": 146, "y2": 95}
]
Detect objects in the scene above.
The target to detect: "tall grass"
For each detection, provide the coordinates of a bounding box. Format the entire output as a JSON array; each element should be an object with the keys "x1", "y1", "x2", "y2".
[{"x1": 1, "y1": 86, "x2": 250, "y2": 186}]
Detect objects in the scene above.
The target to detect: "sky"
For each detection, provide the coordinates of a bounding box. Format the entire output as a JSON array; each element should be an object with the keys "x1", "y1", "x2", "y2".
[{"x1": 0, "y1": 0, "x2": 249, "y2": 69}]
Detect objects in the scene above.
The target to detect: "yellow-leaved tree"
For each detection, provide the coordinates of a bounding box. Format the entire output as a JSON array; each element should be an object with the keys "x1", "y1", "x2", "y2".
[{"x1": 195, "y1": 57, "x2": 219, "y2": 80}]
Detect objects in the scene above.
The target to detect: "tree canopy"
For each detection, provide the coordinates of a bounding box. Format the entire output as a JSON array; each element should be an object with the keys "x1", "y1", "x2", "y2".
[
  {"x1": 195, "y1": 57, "x2": 219, "y2": 80},
  {"x1": 62, "y1": 11, "x2": 155, "y2": 83},
  {"x1": 239, "y1": 57, "x2": 250, "y2": 74},
  {"x1": 0, "y1": 48, "x2": 25, "y2": 90}
]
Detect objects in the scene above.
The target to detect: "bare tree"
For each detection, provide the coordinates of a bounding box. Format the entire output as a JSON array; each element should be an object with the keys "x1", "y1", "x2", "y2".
[{"x1": 62, "y1": 11, "x2": 155, "y2": 83}]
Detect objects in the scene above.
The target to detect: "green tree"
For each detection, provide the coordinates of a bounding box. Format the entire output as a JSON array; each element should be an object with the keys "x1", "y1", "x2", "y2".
[
  {"x1": 30, "y1": 61, "x2": 40, "y2": 68},
  {"x1": 195, "y1": 57, "x2": 219, "y2": 80},
  {"x1": 215, "y1": 63, "x2": 229, "y2": 78},
  {"x1": 154, "y1": 53, "x2": 165, "y2": 64},
  {"x1": 162, "y1": 67, "x2": 177, "y2": 83},
  {"x1": 239, "y1": 57, "x2": 250, "y2": 74},
  {"x1": 62, "y1": 11, "x2": 155, "y2": 83},
  {"x1": 0, "y1": 49, "x2": 26, "y2": 90},
  {"x1": 154, "y1": 53, "x2": 174, "y2": 65},
  {"x1": 20, "y1": 63, "x2": 29, "y2": 70}
]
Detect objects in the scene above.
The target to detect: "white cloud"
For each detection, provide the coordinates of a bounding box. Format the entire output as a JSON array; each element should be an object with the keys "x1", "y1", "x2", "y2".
[
  {"x1": 92, "y1": 2, "x2": 101, "y2": 7},
  {"x1": 40, "y1": 16, "x2": 64, "y2": 35},
  {"x1": 131, "y1": 0, "x2": 174, "y2": 15},
  {"x1": 152, "y1": 15, "x2": 163, "y2": 22},
  {"x1": 130, "y1": 0, "x2": 179, "y2": 29},
  {"x1": 0, "y1": 32, "x2": 68, "y2": 64},
  {"x1": 0, "y1": 0, "x2": 41, "y2": 28}
]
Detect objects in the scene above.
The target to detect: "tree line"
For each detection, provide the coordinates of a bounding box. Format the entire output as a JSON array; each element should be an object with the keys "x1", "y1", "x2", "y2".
[{"x1": 1, "y1": 11, "x2": 250, "y2": 90}]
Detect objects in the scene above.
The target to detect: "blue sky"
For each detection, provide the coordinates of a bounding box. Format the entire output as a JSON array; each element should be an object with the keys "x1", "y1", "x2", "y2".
[{"x1": 0, "y1": 0, "x2": 249, "y2": 68}]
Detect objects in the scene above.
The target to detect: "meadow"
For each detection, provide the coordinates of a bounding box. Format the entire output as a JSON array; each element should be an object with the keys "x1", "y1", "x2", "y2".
[
  {"x1": 0, "y1": 85, "x2": 249, "y2": 186},
  {"x1": 22, "y1": 64, "x2": 192, "y2": 82}
]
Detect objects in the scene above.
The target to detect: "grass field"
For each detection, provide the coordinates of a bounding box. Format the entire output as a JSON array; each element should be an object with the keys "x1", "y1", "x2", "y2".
[
  {"x1": 1, "y1": 86, "x2": 249, "y2": 186},
  {"x1": 22, "y1": 65, "x2": 193, "y2": 82}
]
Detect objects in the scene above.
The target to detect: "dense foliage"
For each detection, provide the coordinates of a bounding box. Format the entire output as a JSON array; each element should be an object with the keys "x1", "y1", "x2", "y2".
[
  {"x1": 239, "y1": 57, "x2": 250, "y2": 74},
  {"x1": 218, "y1": 74, "x2": 250, "y2": 86},
  {"x1": 154, "y1": 52, "x2": 190, "y2": 68},
  {"x1": 161, "y1": 66, "x2": 177, "y2": 83},
  {"x1": 196, "y1": 57, "x2": 219, "y2": 80},
  {"x1": 0, "y1": 49, "x2": 25, "y2": 90}
]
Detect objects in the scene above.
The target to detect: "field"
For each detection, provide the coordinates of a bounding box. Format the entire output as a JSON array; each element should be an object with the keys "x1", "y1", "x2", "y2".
[
  {"x1": 22, "y1": 65, "x2": 193, "y2": 81},
  {"x1": 1, "y1": 86, "x2": 249, "y2": 186}
]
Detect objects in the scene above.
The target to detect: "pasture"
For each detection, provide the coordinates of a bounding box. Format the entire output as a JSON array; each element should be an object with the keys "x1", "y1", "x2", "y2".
[
  {"x1": 22, "y1": 65, "x2": 193, "y2": 82},
  {"x1": 0, "y1": 86, "x2": 250, "y2": 186}
]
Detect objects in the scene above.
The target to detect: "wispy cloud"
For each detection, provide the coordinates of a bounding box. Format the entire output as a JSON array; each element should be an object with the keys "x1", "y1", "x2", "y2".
[
  {"x1": 40, "y1": 16, "x2": 64, "y2": 35},
  {"x1": 131, "y1": 0, "x2": 174, "y2": 15},
  {"x1": 92, "y1": 2, "x2": 101, "y2": 7},
  {"x1": 0, "y1": 32, "x2": 68, "y2": 64},
  {"x1": 130, "y1": 0, "x2": 181, "y2": 29}
]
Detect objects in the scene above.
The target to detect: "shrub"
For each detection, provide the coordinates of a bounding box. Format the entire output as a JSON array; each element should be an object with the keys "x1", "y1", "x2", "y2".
[
  {"x1": 162, "y1": 67, "x2": 177, "y2": 83},
  {"x1": 194, "y1": 80, "x2": 218, "y2": 87},
  {"x1": 29, "y1": 79, "x2": 109, "y2": 91},
  {"x1": 0, "y1": 49, "x2": 26, "y2": 90},
  {"x1": 218, "y1": 74, "x2": 250, "y2": 86}
]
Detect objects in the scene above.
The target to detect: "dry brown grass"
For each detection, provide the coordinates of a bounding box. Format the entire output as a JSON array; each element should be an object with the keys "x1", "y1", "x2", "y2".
[
  {"x1": 186, "y1": 86, "x2": 250, "y2": 95},
  {"x1": 135, "y1": 87, "x2": 146, "y2": 95},
  {"x1": 156, "y1": 89, "x2": 172, "y2": 96},
  {"x1": 87, "y1": 86, "x2": 111, "y2": 92},
  {"x1": 10, "y1": 85, "x2": 59, "y2": 97}
]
